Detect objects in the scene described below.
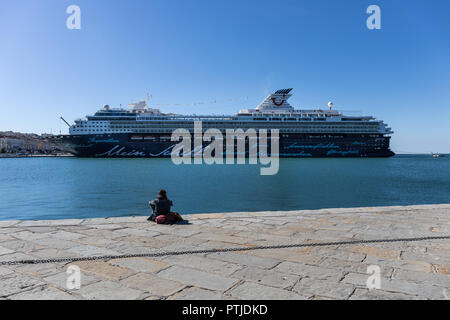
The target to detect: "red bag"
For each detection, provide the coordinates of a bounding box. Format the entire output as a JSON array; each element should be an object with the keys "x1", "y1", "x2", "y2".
[
  {"x1": 155, "y1": 215, "x2": 167, "y2": 224},
  {"x1": 155, "y1": 214, "x2": 175, "y2": 224}
]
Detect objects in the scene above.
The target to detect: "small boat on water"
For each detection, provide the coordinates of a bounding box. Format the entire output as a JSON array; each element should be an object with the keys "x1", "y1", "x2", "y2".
[{"x1": 432, "y1": 153, "x2": 445, "y2": 158}]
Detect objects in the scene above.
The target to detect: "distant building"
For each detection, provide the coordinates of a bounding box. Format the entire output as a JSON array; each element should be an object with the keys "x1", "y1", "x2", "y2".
[
  {"x1": 37, "y1": 141, "x2": 53, "y2": 152},
  {"x1": 0, "y1": 138, "x2": 25, "y2": 152},
  {"x1": 0, "y1": 133, "x2": 60, "y2": 154},
  {"x1": 0, "y1": 138, "x2": 6, "y2": 152}
]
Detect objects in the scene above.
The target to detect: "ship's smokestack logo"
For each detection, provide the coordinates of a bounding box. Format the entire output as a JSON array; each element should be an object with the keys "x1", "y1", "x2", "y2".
[{"x1": 271, "y1": 97, "x2": 285, "y2": 106}]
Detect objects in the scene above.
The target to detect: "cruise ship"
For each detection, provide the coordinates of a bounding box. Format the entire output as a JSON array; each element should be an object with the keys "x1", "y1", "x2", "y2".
[{"x1": 59, "y1": 89, "x2": 395, "y2": 158}]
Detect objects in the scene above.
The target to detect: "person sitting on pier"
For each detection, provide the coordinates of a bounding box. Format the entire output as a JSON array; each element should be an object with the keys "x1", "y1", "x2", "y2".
[{"x1": 147, "y1": 189, "x2": 182, "y2": 224}]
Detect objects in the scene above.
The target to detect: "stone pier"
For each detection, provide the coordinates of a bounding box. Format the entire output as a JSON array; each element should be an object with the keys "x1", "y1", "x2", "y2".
[{"x1": 0, "y1": 204, "x2": 449, "y2": 300}]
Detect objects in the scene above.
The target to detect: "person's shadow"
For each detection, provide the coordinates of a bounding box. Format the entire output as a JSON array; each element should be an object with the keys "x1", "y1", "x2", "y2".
[{"x1": 175, "y1": 220, "x2": 191, "y2": 225}]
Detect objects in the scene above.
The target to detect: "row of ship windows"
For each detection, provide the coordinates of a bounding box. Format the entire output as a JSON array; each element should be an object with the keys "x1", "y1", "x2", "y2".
[
  {"x1": 86, "y1": 117, "x2": 365, "y2": 123},
  {"x1": 80, "y1": 120, "x2": 375, "y2": 125},
  {"x1": 107, "y1": 123, "x2": 379, "y2": 127},
  {"x1": 111, "y1": 125, "x2": 375, "y2": 129},
  {"x1": 242, "y1": 118, "x2": 328, "y2": 121},
  {"x1": 72, "y1": 126, "x2": 379, "y2": 132},
  {"x1": 74, "y1": 126, "x2": 107, "y2": 128},
  {"x1": 73, "y1": 125, "x2": 379, "y2": 131},
  {"x1": 132, "y1": 114, "x2": 338, "y2": 119},
  {"x1": 119, "y1": 115, "x2": 332, "y2": 120},
  {"x1": 99, "y1": 122, "x2": 376, "y2": 127},
  {"x1": 73, "y1": 124, "x2": 379, "y2": 129},
  {"x1": 72, "y1": 129, "x2": 381, "y2": 134},
  {"x1": 73, "y1": 123, "x2": 379, "y2": 129}
]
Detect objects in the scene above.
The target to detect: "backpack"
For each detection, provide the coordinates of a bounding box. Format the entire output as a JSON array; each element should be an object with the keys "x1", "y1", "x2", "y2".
[
  {"x1": 155, "y1": 212, "x2": 183, "y2": 224},
  {"x1": 168, "y1": 212, "x2": 184, "y2": 222}
]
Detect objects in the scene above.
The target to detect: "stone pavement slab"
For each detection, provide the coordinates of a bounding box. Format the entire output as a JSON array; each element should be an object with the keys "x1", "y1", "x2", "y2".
[
  {"x1": 8, "y1": 285, "x2": 77, "y2": 300},
  {"x1": 228, "y1": 281, "x2": 308, "y2": 300},
  {"x1": 77, "y1": 280, "x2": 144, "y2": 300},
  {"x1": 120, "y1": 272, "x2": 185, "y2": 297},
  {"x1": 109, "y1": 257, "x2": 169, "y2": 273},
  {"x1": 230, "y1": 266, "x2": 299, "y2": 289},
  {"x1": 157, "y1": 265, "x2": 238, "y2": 291},
  {"x1": 0, "y1": 204, "x2": 449, "y2": 300},
  {"x1": 0, "y1": 246, "x2": 15, "y2": 256}
]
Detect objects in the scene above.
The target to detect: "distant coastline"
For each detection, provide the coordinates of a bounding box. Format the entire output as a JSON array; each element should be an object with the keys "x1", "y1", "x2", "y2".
[
  {"x1": 0, "y1": 153, "x2": 73, "y2": 158},
  {"x1": 0, "y1": 130, "x2": 67, "y2": 158}
]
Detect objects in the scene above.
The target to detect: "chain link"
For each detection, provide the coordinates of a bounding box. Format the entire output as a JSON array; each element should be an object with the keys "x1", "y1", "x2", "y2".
[{"x1": 1, "y1": 235, "x2": 449, "y2": 266}]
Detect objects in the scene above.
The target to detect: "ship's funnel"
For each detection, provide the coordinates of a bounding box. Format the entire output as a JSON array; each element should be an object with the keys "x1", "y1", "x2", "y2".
[{"x1": 256, "y1": 88, "x2": 294, "y2": 111}]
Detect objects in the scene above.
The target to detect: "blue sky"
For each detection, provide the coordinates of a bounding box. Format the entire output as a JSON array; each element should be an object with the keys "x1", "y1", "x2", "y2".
[{"x1": 0, "y1": 0, "x2": 449, "y2": 153}]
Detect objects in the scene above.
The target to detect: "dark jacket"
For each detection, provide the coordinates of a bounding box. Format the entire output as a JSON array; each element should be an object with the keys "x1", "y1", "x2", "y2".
[{"x1": 149, "y1": 198, "x2": 173, "y2": 216}]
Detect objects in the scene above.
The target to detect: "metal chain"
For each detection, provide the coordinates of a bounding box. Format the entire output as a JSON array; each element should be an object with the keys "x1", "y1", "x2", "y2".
[{"x1": 1, "y1": 235, "x2": 449, "y2": 266}]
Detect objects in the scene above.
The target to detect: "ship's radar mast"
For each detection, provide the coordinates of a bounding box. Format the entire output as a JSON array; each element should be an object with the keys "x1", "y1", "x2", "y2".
[
  {"x1": 129, "y1": 93, "x2": 151, "y2": 111},
  {"x1": 328, "y1": 101, "x2": 334, "y2": 110}
]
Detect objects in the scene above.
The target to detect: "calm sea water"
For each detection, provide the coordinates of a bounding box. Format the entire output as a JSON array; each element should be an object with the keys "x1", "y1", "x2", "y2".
[{"x1": 0, "y1": 155, "x2": 449, "y2": 221}]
